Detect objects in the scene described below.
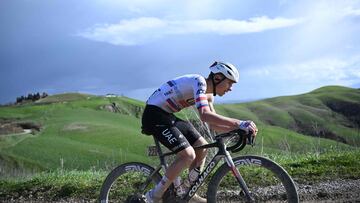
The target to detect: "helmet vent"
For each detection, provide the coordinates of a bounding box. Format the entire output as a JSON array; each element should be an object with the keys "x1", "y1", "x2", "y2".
[
  {"x1": 209, "y1": 61, "x2": 239, "y2": 83},
  {"x1": 210, "y1": 61, "x2": 218, "y2": 67},
  {"x1": 223, "y1": 63, "x2": 233, "y2": 71}
]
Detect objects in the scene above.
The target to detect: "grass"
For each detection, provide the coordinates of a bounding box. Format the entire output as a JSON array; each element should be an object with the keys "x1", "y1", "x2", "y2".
[
  {"x1": 1, "y1": 150, "x2": 359, "y2": 201},
  {"x1": 0, "y1": 170, "x2": 105, "y2": 201},
  {"x1": 0, "y1": 96, "x2": 154, "y2": 176},
  {"x1": 282, "y1": 150, "x2": 360, "y2": 183}
]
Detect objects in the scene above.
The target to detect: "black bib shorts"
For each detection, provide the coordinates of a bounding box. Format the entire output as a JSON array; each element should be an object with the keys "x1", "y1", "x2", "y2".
[{"x1": 141, "y1": 105, "x2": 201, "y2": 153}]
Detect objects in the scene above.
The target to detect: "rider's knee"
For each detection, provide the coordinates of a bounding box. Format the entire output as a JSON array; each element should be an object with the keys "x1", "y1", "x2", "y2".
[
  {"x1": 194, "y1": 137, "x2": 208, "y2": 147},
  {"x1": 201, "y1": 147, "x2": 208, "y2": 157},
  {"x1": 178, "y1": 147, "x2": 196, "y2": 166},
  {"x1": 194, "y1": 137, "x2": 208, "y2": 156}
]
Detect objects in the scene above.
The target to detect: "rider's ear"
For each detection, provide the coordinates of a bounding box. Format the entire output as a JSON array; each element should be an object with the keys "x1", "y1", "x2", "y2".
[{"x1": 213, "y1": 74, "x2": 224, "y2": 82}]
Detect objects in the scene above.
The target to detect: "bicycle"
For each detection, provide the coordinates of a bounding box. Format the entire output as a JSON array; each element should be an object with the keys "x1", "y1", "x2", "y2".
[{"x1": 99, "y1": 129, "x2": 299, "y2": 202}]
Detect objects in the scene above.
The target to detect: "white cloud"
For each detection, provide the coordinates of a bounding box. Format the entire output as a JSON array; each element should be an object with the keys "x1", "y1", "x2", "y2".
[
  {"x1": 343, "y1": 7, "x2": 360, "y2": 17},
  {"x1": 247, "y1": 56, "x2": 360, "y2": 87},
  {"x1": 78, "y1": 18, "x2": 167, "y2": 46},
  {"x1": 276, "y1": 1, "x2": 360, "y2": 63},
  {"x1": 77, "y1": 16, "x2": 303, "y2": 46}
]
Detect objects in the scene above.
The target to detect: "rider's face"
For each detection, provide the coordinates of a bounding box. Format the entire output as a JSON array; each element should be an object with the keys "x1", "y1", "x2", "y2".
[{"x1": 216, "y1": 79, "x2": 235, "y2": 96}]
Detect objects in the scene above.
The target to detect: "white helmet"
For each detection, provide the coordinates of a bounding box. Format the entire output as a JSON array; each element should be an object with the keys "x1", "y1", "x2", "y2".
[{"x1": 209, "y1": 61, "x2": 239, "y2": 82}]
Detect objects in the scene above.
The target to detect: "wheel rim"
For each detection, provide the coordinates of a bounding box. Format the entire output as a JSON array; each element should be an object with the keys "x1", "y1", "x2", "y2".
[
  {"x1": 106, "y1": 171, "x2": 157, "y2": 202},
  {"x1": 209, "y1": 156, "x2": 298, "y2": 203}
]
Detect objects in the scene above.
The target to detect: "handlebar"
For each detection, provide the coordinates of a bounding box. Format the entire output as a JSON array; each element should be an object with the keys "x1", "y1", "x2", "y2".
[{"x1": 215, "y1": 129, "x2": 255, "y2": 153}]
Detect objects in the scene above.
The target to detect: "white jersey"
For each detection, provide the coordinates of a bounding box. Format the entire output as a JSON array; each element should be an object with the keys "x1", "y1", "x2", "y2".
[{"x1": 147, "y1": 74, "x2": 209, "y2": 113}]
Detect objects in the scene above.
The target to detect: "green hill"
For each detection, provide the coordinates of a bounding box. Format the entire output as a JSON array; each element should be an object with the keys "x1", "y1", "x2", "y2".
[
  {"x1": 215, "y1": 86, "x2": 360, "y2": 146},
  {"x1": 0, "y1": 86, "x2": 359, "y2": 176},
  {"x1": 0, "y1": 94, "x2": 149, "y2": 176}
]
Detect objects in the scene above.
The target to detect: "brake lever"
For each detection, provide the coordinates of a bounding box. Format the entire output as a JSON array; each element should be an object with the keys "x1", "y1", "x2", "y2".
[{"x1": 246, "y1": 130, "x2": 256, "y2": 147}]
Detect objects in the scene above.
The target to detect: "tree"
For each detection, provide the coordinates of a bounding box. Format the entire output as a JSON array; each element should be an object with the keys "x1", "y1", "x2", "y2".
[
  {"x1": 16, "y1": 97, "x2": 22, "y2": 103},
  {"x1": 34, "y1": 92, "x2": 41, "y2": 100},
  {"x1": 15, "y1": 92, "x2": 48, "y2": 104},
  {"x1": 27, "y1": 93, "x2": 33, "y2": 101}
]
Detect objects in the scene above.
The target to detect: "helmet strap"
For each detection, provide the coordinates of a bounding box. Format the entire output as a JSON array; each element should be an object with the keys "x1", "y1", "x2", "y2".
[
  {"x1": 211, "y1": 73, "x2": 216, "y2": 96},
  {"x1": 210, "y1": 73, "x2": 226, "y2": 96}
]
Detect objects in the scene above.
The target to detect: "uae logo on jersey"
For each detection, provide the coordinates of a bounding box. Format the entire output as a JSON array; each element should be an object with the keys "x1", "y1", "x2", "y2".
[
  {"x1": 164, "y1": 89, "x2": 173, "y2": 96},
  {"x1": 197, "y1": 82, "x2": 206, "y2": 87},
  {"x1": 196, "y1": 89, "x2": 206, "y2": 95}
]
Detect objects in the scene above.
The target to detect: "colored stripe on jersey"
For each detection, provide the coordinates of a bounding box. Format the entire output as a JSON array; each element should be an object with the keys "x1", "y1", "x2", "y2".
[
  {"x1": 166, "y1": 99, "x2": 181, "y2": 112},
  {"x1": 196, "y1": 103, "x2": 209, "y2": 109},
  {"x1": 195, "y1": 96, "x2": 207, "y2": 102}
]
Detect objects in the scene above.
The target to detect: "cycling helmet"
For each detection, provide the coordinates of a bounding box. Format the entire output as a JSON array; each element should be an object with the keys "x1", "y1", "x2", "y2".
[{"x1": 209, "y1": 61, "x2": 239, "y2": 83}]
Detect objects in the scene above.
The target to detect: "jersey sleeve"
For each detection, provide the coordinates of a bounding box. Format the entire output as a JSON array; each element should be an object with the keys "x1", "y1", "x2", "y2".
[{"x1": 193, "y1": 76, "x2": 209, "y2": 109}]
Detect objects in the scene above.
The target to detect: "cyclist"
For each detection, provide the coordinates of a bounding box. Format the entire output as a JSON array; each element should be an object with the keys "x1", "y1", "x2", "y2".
[{"x1": 141, "y1": 61, "x2": 258, "y2": 203}]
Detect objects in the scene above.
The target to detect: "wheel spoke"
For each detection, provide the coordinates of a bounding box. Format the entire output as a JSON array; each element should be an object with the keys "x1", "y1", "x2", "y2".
[
  {"x1": 207, "y1": 156, "x2": 298, "y2": 203},
  {"x1": 99, "y1": 163, "x2": 161, "y2": 203}
]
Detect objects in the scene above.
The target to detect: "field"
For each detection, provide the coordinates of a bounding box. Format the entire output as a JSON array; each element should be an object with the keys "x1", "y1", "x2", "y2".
[{"x1": 0, "y1": 86, "x2": 359, "y2": 201}]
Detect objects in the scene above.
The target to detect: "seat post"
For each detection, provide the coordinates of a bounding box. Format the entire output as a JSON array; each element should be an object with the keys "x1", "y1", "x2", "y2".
[{"x1": 153, "y1": 136, "x2": 168, "y2": 169}]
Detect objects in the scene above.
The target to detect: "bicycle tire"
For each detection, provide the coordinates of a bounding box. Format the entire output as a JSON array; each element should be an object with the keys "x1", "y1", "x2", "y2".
[
  {"x1": 99, "y1": 162, "x2": 162, "y2": 203},
  {"x1": 207, "y1": 155, "x2": 299, "y2": 203}
]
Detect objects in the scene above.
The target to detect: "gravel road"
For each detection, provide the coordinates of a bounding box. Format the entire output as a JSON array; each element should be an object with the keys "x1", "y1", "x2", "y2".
[
  {"x1": 1, "y1": 179, "x2": 360, "y2": 203},
  {"x1": 298, "y1": 179, "x2": 360, "y2": 202}
]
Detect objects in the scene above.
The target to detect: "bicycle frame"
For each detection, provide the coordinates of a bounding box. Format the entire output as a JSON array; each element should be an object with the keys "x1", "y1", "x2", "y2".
[{"x1": 146, "y1": 135, "x2": 254, "y2": 202}]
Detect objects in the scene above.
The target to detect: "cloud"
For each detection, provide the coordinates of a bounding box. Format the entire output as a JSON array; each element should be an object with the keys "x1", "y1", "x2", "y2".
[
  {"x1": 343, "y1": 7, "x2": 360, "y2": 17},
  {"x1": 247, "y1": 56, "x2": 360, "y2": 87},
  {"x1": 77, "y1": 16, "x2": 303, "y2": 46}
]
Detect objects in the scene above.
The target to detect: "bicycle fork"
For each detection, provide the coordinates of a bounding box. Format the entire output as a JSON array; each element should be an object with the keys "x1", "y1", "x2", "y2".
[{"x1": 224, "y1": 151, "x2": 255, "y2": 202}]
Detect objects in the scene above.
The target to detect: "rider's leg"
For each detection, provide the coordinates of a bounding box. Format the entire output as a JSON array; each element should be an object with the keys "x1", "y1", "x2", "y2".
[
  {"x1": 188, "y1": 137, "x2": 208, "y2": 203},
  {"x1": 150, "y1": 146, "x2": 196, "y2": 200},
  {"x1": 189, "y1": 136, "x2": 208, "y2": 171},
  {"x1": 173, "y1": 120, "x2": 207, "y2": 171},
  {"x1": 165, "y1": 146, "x2": 196, "y2": 179}
]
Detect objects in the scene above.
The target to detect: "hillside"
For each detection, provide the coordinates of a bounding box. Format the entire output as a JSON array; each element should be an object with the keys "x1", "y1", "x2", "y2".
[
  {"x1": 0, "y1": 86, "x2": 359, "y2": 176},
  {"x1": 215, "y1": 86, "x2": 360, "y2": 146},
  {"x1": 0, "y1": 94, "x2": 149, "y2": 176}
]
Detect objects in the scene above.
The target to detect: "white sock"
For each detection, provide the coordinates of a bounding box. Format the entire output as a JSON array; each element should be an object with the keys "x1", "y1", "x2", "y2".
[{"x1": 152, "y1": 176, "x2": 171, "y2": 199}]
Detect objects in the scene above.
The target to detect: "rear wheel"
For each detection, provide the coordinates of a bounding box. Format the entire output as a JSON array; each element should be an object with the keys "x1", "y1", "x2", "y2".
[
  {"x1": 207, "y1": 155, "x2": 298, "y2": 203},
  {"x1": 99, "y1": 162, "x2": 161, "y2": 203}
]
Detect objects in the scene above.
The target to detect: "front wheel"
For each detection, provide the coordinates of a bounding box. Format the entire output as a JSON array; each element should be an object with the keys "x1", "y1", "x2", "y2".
[
  {"x1": 207, "y1": 155, "x2": 299, "y2": 203},
  {"x1": 99, "y1": 162, "x2": 162, "y2": 203}
]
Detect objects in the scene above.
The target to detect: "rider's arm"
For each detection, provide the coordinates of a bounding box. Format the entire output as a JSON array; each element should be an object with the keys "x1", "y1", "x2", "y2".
[
  {"x1": 207, "y1": 94, "x2": 216, "y2": 113},
  {"x1": 198, "y1": 105, "x2": 241, "y2": 132},
  {"x1": 205, "y1": 94, "x2": 232, "y2": 133},
  {"x1": 205, "y1": 93, "x2": 218, "y2": 131},
  {"x1": 193, "y1": 76, "x2": 240, "y2": 132},
  {"x1": 206, "y1": 123, "x2": 234, "y2": 133}
]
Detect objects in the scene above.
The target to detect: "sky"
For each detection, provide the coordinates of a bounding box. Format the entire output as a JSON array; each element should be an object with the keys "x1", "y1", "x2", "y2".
[{"x1": 1, "y1": 0, "x2": 360, "y2": 104}]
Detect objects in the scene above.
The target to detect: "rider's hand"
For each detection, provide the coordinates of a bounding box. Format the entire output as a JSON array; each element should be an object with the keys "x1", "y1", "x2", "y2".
[{"x1": 239, "y1": 120, "x2": 258, "y2": 136}]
